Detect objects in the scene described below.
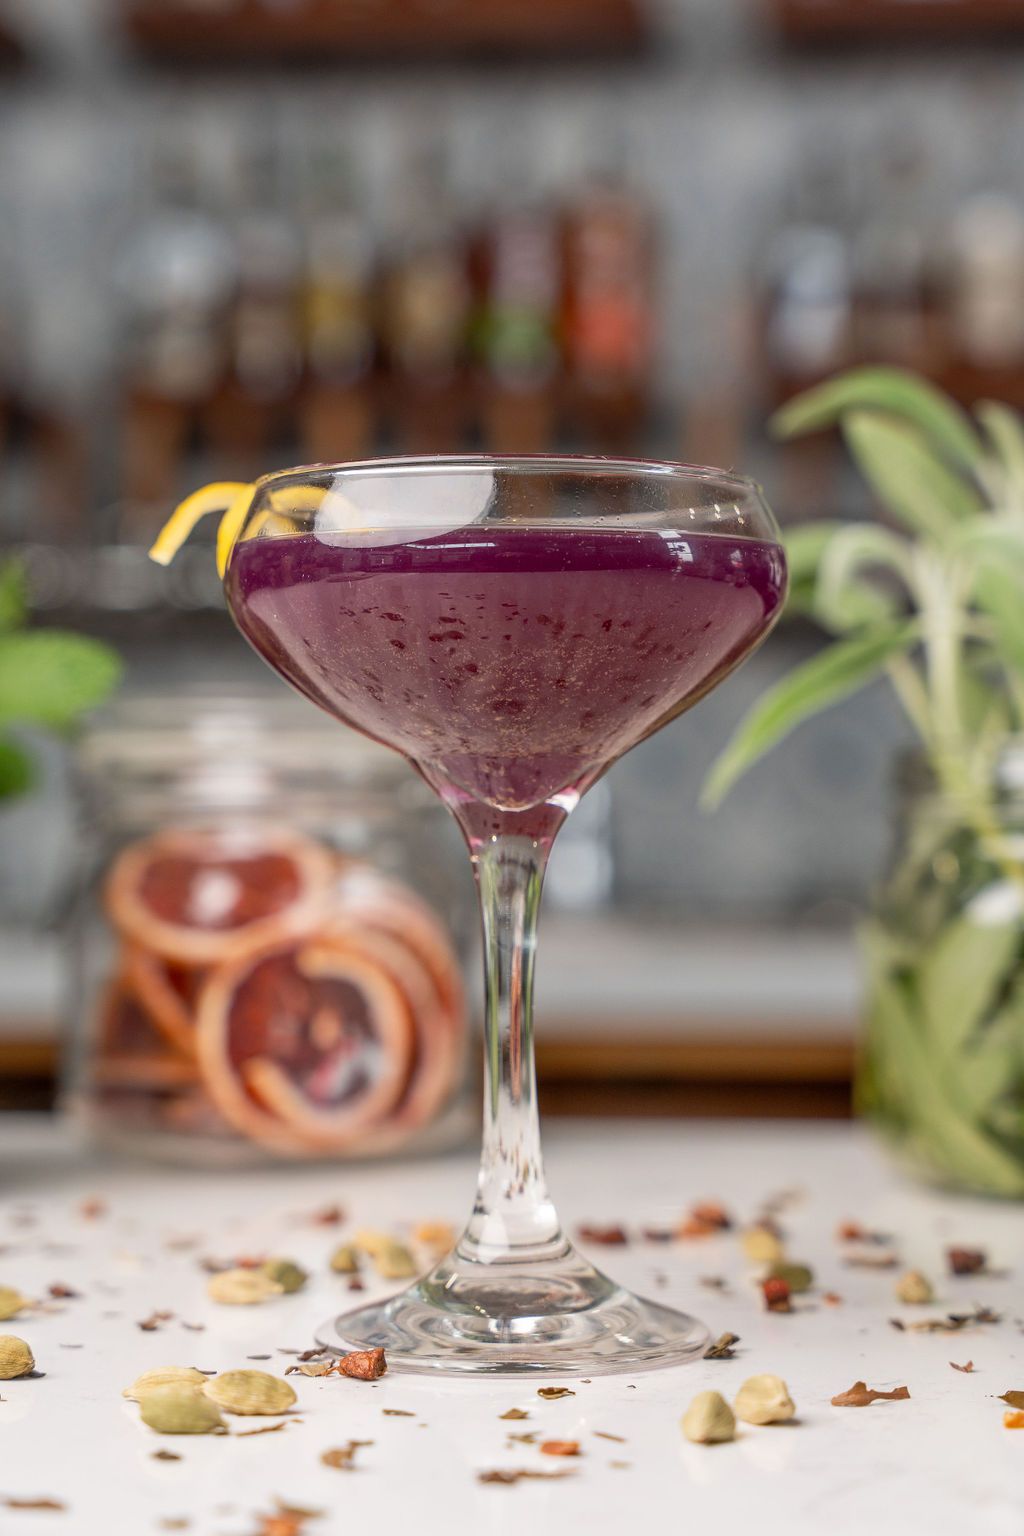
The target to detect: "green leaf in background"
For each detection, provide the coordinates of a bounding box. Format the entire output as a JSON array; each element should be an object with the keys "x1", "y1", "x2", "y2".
[
  {"x1": 917, "y1": 911, "x2": 1020, "y2": 1059},
  {"x1": 701, "y1": 621, "x2": 915, "y2": 808},
  {"x1": 0, "y1": 734, "x2": 34, "y2": 797},
  {"x1": 976, "y1": 400, "x2": 1024, "y2": 505},
  {"x1": 780, "y1": 521, "x2": 846, "y2": 617},
  {"x1": 770, "y1": 365, "x2": 984, "y2": 471},
  {"x1": 842, "y1": 412, "x2": 983, "y2": 540},
  {"x1": 972, "y1": 560, "x2": 1024, "y2": 677},
  {"x1": 813, "y1": 523, "x2": 911, "y2": 632},
  {"x1": 0, "y1": 631, "x2": 122, "y2": 729},
  {"x1": 0, "y1": 560, "x2": 28, "y2": 634}
]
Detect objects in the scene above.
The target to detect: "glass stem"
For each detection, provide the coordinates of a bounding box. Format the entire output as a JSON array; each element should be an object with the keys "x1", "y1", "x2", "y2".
[{"x1": 459, "y1": 831, "x2": 565, "y2": 1266}]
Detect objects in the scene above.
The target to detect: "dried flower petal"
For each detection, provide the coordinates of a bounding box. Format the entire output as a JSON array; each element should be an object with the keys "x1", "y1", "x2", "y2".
[
  {"x1": 831, "y1": 1380, "x2": 910, "y2": 1407},
  {"x1": 537, "y1": 1387, "x2": 575, "y2": 1400},
  {"x1": 577, "y1": 1224, "x2": 628, "y2": 1245},
  {"x1": 500, "y1": 1408, "x2": 529, "y2": 1420},
  {"x1": 947, "y1": 1247, "x2": 986, "y2": 1276},
  {"x1": 822, "y1": 1292, "x2": 843, "y2": 1306},
  {"x1": 539, "y1": 1441, "x2": 580, "y2": 1457},
  {"x1": 949, "y1": 1361, "x2": 974, "y2": 1373},
  {"x1": 1004, "y1": 1411, "x2": 1024, "y2": 1429}
]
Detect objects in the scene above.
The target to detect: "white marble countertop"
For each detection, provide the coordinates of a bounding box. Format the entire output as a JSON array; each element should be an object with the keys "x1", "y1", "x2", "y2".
[{"x1": 0, "y1": 1116, "x2": 1020, "y2": 1536}]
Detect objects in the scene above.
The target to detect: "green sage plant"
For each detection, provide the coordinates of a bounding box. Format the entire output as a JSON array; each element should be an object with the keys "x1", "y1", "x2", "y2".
[
  {"x1": 704, "y1": 366, "x2": 1024, "y2": 1195},
  {"x1": 0, "y1": 558, "x2": 121, "y2": 800}
]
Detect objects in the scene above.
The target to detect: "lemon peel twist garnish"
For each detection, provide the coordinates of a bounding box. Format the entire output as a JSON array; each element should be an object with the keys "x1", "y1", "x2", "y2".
[{"x1": 148, "y1": 482, "x2": 254, "y2": 579}]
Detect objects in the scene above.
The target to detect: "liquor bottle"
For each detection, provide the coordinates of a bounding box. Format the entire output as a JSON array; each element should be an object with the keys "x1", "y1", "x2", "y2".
[
  {"x1": 379, "y1": 134, "x2": 470, "y2": 453},
  {"x1": 471, "y1": 143, "x2": 560, "y2": 453},
  {"x1": 117, "y1": 126, "x2": 235, "y2": 523},
  {"x1": 204, "y1": 121, "x2": 302, "y2": 473},
  {"x1": 561, "y1": 143, "x2": 656, "y2": 453},
  {"x1": 298, "y1": 137, "x2": 376, "y2": 464}
]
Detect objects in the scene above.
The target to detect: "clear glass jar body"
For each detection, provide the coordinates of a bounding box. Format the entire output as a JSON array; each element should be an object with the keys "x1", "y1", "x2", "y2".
[
  {"x1": 67, "y1": 689, "x2": 476, "y2": 1164},
  {"x1": 858, "y1": 749, "x2": 1024, "y2": 1198}
]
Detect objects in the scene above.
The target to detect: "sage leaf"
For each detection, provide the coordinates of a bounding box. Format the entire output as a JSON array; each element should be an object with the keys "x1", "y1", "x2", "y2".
[
  {"x1": 781, "y1": 522, "x2": 846, "y2": 618},
  {"x1": 0, "y1": 734, "x2": 34, "y2": 798},
  {"x1": 701, "y1": 622, "x2": 915, "y2": 808},
  {"x1": 0, "y1": 631, "x2": 122, "y2": 729},
  {"x1": 918, "y1": 912, "x2": 1019, "y2": 1058},
  {"x1": 976, "y1": 401, "x2": 1024, "y2": 504},
  {"x1": 843, "y1": 412, "x2": 982, "y2": 540},
  {"x1": 771, "y1": 366, "x2": 983, "y2": 471},
  {"x1": 814, "y1": 524, "x2": 911, "y2": 633},
  {"x1": 972, "y1": 561, "x2": 1024, "y2": 676},
  {"x1": 0, "y1": 561, "x2": 27, "y2": 635}
]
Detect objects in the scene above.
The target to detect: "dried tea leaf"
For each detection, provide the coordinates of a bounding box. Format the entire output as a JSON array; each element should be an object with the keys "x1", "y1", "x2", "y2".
[
  {"x1": 3, "y1": 1497, "x2": 67, "y2": 1510},
  {"x1": 822, "y1": 1292, "x2": 843, "y2": 1306},
  {"x1": 641, "y1": 1227, "x2": 674, "y2": 1243},
  {"x1": 704, "y1": 1332, "x2": 740, "y2": 1360},
  {"x1": 998, "y1": 1391, "x2": 1024, "y2": 1409},
  {"x1": 947, "y1": 1247, "x2": 986, "y2": 1276},
  {"x1": 593, "y1": 1431, "x2": 626, "y2": 1443},
  {"x1": 138, "y1": 1310, "x2": 174, "y2": 1332},
  {"x1": 478, "y1": 1469, "x2": 574, "y2": 1485},
  {"x1": 307, "y1": 1204, "x2": 344, "y2": 1226},
  {"x1": 321, "y1": 1440, "x2": 372, "y2": 1471},
  {"x1": 298, "y1": 1348, "x2": 330, "y2": 1362},
  {"x1": 152, "y1": 1450, "x2": 182, "y2": 1462},
  {"x1": 836, "y1": 1221, "x2": 889, "y2": 1244},
  {"x1": 892, "y1": 1306, "x2": 1001, "y2": 1334},
  {"x1": 337, "y1": 1347, "x2": 387, "y2": 1381},
  {"x1": 842, "y1": 1251, "x2": 899, "y2": 1270},
  {"x1": 506, "y1": 1432, "x2": 537, "y2": 1445},
  {"x1": 287, "y1": 1362, "x2": 334, "y2": 1378},
  {"x1": 382, "y1": 1409, "x2": 415, "y2": 1417},
  {"x1": 236, "y1": 1421, "x2": 290, "y2": 1437},
  {"x1": 537, "y1": 1387, "x2": 575, "y2": 1400},
  {"x1": 47, "y1": 1284, "x2": 79, "y2": 1300},
  {"x1": 831, "y1": 1380, "x2": 910, "y2": 1407},
  {"x1": 699, "y1": 1276, "x2": 728, "y2": 1291},
  {"x1": 499, "y1": 1408, "x2": 529, "y2": 1420},
  {"x1": 539, "y1": 1440, "x2": 580, "y2": 1457},
  {"x1": 577, "y1": 1224, "x2": 628, "y2": 1245},
  {"x1": 950, "y1": 1361, "x2": 974, "y2": 1373}
]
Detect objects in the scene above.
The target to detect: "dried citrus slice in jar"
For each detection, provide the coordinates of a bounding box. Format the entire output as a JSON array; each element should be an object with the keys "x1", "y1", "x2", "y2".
[
  {"x1": 195, "y1": 932, "x2": 418, "y2": 1155},
  {"x1": 104, "y1": 826, "x2": 335, "y2": 967}
]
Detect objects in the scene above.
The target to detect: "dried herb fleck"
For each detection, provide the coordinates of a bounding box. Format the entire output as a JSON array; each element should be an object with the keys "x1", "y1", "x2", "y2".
[
  {"x1": 236, "y1": 1421, "x2": 291, "y2": 1437},
  {"x1": 704, "y1": 1332, "x2": 740, "y2": 1360},
  {"x1": 137, "y1": 1310, "x2": 173, "y2": 1332},
  {"x1": 321, "y1": 1440, "x2": 372, "y2": 1471},
  {"x1": 947, "y1": 1247, "x2": 986, "y2": 1276},
  {"x1": 593, "y1": 1431, "x2": 626, "y2": 1443},
  {"x1": 48, "y1": 1283, "x2": 79, "y2": 1300},
  {"x1": 537, "y1": 1387, "x2": 575, "y2": 1400},
  {"x1": 2, "y1": 1497, "x2": 67, "y2": 1511},
  {"x1": 998, "y1": 1390, "x2": 1024, "y2": 1410},
  {"x1": 949, "y1": 1360, "x2": 974, "y2": 1373},
  {"x1": 152, "y1": 1450, "x2": 182, "y2": 1462},
  {"x1": 577, "y1": 1224, "x2": 628, "y2": 1245},
  {"x1": 478, "y1": 1469, "x2": 574, "y2": 1485},
  {"x1": 499, "y1": 1408, "x2": 529, "y2": 1420},
  {"x1": 382, "y1": 1409, "x2": 415, "y2": 1417},
  {"x1": 891, "y1": 1306, "x2": 1000, "y2": 1334},
  {"x1": 539, "y1": 1440, "x2": 580, "y2": 1457},
  {"x1": 831, "y1": 1381, "x2": 910, "y2": 1407}
]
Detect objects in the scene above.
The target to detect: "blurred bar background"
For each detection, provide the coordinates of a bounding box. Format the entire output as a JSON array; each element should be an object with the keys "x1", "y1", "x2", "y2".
[{"x1": 4, "y1": 0, "x2": 1024, "y2": 1119}]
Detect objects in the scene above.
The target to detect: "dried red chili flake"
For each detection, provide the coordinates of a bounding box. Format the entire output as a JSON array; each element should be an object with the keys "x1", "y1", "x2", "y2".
[
  {"x1": 831, "y1": 1381, "x2": 910, "y2": 1407},
  {"x1": 761, "y1": 1276, "x2": 792, "y2": 1312},
  {"x1": 947, "y1": 1247, "x2": 986, "y2": 1276},
  {"x1": 307, "y1": 1204, "x2": 345, "y2": 1227},
  {"x1": 699, "y1": 1276, "x2": 728, "y2": 1291},
  {"x1": 577, "y1": 1224, "x2": 628, "y2": 1245},
  {"x1": 79, "y1": 1198, "x2": 106, "y2": 1220},
  {"x1": 137, "y1": 1310, "x2": 174, "y2": 1332},
  {"x1": 540, "y1": 1441, "x2": 580, "y2": 1457},
  {"x1": 48, "y1": 1283, "x2": 79, "y2": 1300},
  {"x1": 337, "y1": 1347, "x2": 387, "y2": 1381},
  {"x1": 949, "y1": 1361, "x2": 974, "y2": 1373},
  {"x1": 1004, "y1": 1411, "x2": 1024, "y2": 1429},
  {"x1": 822, "y1": 1292, "x2": 843, "y2": 1306},
  {"x1": 347, "y1": 1277, "x2": 365, "y2": 1293},
  {"x1": 690, "y1": 1202, "x2": 733, "y2": 1231}
]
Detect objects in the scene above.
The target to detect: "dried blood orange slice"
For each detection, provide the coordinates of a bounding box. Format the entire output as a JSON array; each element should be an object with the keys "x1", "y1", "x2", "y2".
[
  {"x1": 196, "y1": 933, "x2": 417, "y2": 1155},
  {"x1": 105, "y1": 826, "x2": 334, "y2": 966},
  {"x1": 119, "y1": 944, "x2": 199, "y2": 1058},
  {"x1": 94, "y1": 969, "x2": 200, "y2": 1092},
  {"x1": 334, "y1": 865, "x2": 466, "y2": 1020}
]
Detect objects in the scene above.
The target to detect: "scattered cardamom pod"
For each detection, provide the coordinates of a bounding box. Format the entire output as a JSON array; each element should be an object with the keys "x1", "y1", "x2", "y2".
[
  {"x1": 765, "y1": 1261, "x2": 814, "y2": 1294},
  {"x1": 0, "y1": 1288, "x2": 28, "y2": 1322},
  {"x1": 895, "y1": 1270, "x2": 934, "y2": 1305},
  {"x1": 260, "y1": 1258, "x2": 308, "y2": 1295},
  {"x1": 0, "y1": 1335, "x2": 34, "y2": 1380},
  {"x1": 123, "y1": 1366, "x2": 209, "y2": 1401},
  {"x1": 733, "y1": 1374, "x2": 796, "y2": 1425},
  {"x1": 681, "y1": 1390, "x2": 735, "y2": 1444},
  {"x1": 206, "y1": 1269, "x2": 284, "y2": 1306},
  {"x1": 741, "y1": 1226, "x2": 785, "y2": 1265},
  {"x1": 354, "y1": 1230, "x2": 418, "y2": 1280},
  {"x1": 204, "y1": 1369, "x2": 297, "y2": 1416},
  {"x1": 329, "y1": 1244, "x2": 360, "y2": 1275},
  {"x1": 138, "y1": 1385, "x2": 224, "y2": 1435}
]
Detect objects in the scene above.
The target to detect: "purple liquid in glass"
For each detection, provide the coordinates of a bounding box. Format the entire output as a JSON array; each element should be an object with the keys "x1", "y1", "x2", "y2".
[{"x1": 227, "y1": 526, "x2": 784, "y2": 819}]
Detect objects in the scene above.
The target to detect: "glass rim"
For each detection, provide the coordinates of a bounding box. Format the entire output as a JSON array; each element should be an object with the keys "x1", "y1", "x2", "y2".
[{"x1": 250, "y1": 452, "x2": 765, "y2": 499}]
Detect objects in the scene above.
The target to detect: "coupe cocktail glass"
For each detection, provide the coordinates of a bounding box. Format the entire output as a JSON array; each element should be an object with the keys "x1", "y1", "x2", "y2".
[{"x1": 223, "y1": 455, "x2": 786, "y2": 1374}]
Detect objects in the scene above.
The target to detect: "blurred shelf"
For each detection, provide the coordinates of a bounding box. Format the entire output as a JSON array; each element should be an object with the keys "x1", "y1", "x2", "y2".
[
  {"x1": 772, "y1": 0, "x2": 1024, "y2": 45},
  {"x1": 123, "y1": 0, "x2": 649, "y2": 65}
]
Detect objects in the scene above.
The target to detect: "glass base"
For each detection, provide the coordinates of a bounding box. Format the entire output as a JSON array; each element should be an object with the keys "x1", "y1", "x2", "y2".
[{"x1": 315, "y1": 1245, "x2": 710, "y2": 1375}]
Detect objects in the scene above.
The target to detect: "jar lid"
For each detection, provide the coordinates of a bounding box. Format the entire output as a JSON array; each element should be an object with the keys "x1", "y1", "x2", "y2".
[{"x1": 79, "y1": 685, "x2": 412, "y2": 805}]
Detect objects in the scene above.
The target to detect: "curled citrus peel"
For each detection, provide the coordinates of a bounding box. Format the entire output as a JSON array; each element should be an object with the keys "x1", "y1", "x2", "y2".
[{"x1": 148, "y1": 480, "x2": 330, "y2": 577}]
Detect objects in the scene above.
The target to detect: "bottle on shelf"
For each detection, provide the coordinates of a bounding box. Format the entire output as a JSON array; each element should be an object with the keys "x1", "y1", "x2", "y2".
[
  {"x1": 378, "y1": 132, "x2": 471, "y2": 453},
  {"x1": 117, "y1": 124, "x2": 235, "y2": 525},
  {"x1": 203, "y1": 120, "x2": 303, "y2": 475},
  {"x1": 852, "y1": 130, "x2": 935, "y2": 372},
  {"x1": 943, "y1": 191, "x2": 1024, "y2": 378},
  {"x1": 560, "y1": 132, "x2": 656, "y2": 454},
  {"x1": 298, "y1": 136, "x2": 377, "y2": 465}
]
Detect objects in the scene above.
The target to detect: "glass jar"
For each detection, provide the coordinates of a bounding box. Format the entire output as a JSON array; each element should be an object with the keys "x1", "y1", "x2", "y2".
[
  {"x1": 67, "y1": 687, "x2": 477, "y2": 1164},
  {"x1": 858, "y1": 747, "x2": 1024, "y2": 1198}
]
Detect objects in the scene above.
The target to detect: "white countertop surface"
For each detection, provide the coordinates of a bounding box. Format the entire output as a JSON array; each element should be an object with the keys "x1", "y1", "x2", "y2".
[{"x1": 0, "y1": 1116, "x2": 1020, "y2": 1536}]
